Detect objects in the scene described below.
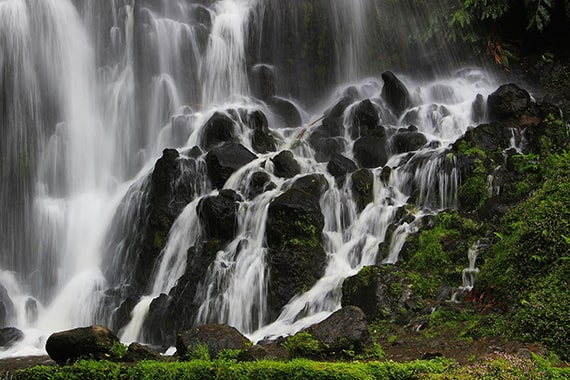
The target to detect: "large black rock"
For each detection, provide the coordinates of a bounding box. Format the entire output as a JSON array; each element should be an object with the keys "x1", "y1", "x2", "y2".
[
  {"x1": 391, "y1": 131, "x2": 428, "y2": 154},
  {"x1": 266, "y1": 189, "x2": 326, "y2": 319},
  {"x1": 306, "y1": 306, "x2": 373, "y2": 355},
  {"x1": 381, "y1": 71, "x2": 412, "y2": 117},
  {"x1": 487, "y1": 83, "x2": 531, "y2": 121},
  {"x1": 0, "y1": 327, "x2": 23, "y2": 348},
  {"x1": 353, "y1": 136, "x2": 388, "y2": 168},
  {"x1": 327, "y1": 154, "x2": 357, "y2": 182},
  {"x1": 271, "y1": 150, "x2": 301, "y2": 178},
  {"x1": 200, "y1": 112, "x2": 237, "y2": 151},
  {"x1": 206, "y1": 143, "x2": 257, "y2": 188},
  {"x1": 351, "y1": 99, "x2": 381, "y2": 138},
  {"x1": 197, "y1": 189, "x2": 241, "y2": 243},
  {"x1": 351, "y1": 169, "x2": 374, "y2": 212}
]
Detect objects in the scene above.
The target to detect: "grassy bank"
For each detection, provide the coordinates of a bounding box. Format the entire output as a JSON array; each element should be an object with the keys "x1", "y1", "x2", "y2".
[{"x1": 6, "y1": 355, "x2": 570, "y2": 380}]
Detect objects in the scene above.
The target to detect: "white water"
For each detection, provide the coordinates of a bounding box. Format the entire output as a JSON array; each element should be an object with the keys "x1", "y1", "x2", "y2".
[{"x1": 0, "y1": 0, "x2": 502, "y2": 357}]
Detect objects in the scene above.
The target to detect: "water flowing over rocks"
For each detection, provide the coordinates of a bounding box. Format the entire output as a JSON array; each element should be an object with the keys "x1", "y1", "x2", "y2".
[{"x1": 1, "y1": 0, "x2": 568, "y2": 363}]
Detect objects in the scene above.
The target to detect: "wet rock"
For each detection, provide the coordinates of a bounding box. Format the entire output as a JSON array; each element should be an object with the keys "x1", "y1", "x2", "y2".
[
  {"x1": 176, "y1": 324, "x2": 250, "y2": 359},
  {"x1": 113, "y1": 295, "x2": 140, "y2": 334},
  {"x1": 353, "y1": 135, "x2": 388, "y2": 168},
  {"x1": 308, "y1": 134, "x2": 347, "y2": 163},
  {"x1": 351, "y1": 99, "x2": 381, "y2": 138},
  {"x1": 271, "y1": 150, "x2": 301, "y2": 178},
  {"x1": 327, "y1": 154, "x2": 357, "y2": 181},
  {"x1": 45, "y1": 325, "x2": 121, "y2": 364},
  {"x1": 0, "y1": 327, "x2": 23, "y2": 348},
  {"x1": 324, "y1": 96, "x2": 355, "y2": 119},
  {"x1": 266, "y1": 189, "x2": 326, "y2": 319},
  {"x1": 487, "y1": 83, "x2": 531, "y2": 121},
  {"x1": 381, "y1": 71, "x2": 412, "y2": 117},
  {"x1": 391, "y1": 131, "x2": 427, "y2": 154},
  {"x1": 197, "y1": 189, "x2": 241, "y2": 243},
  {"x1": 243, "y1": 109, "x2": 277, "y2": 153},
  {"x1": 307, "y1": 306, "x2": 373, "y2": 354},
  {"x1": 351, "y1": 169, "x2": 374, "y2": 212},
  {"x1": 250, "y1": 64, "x2": 276, "y2": 100},
  {"x1": 342, "y1": 265, "x2": 424, "y2": 323},
  {"x1": 289, "y1": 174, "x2": 328, "y2": 199},
  {"x1": 471, "y1": 93, "x2": 485, "y2": 123},
  {"x1": 247, "y1": 171, "x2": 275, "y2": 199},
  {"x1": 25, "y1": 298, "x2": 38, "y2": 324},
  {"x1": 200, "y1": 112, "x2": 237, "y2": 151},
  {"x1": 267, "y1": 96, "x2": 302, "y2": 128},
  {"x1": 125, "y1": 342, "x2": 164, "y2": 362},
  {"x1": 206, "y1": 142, "x2": 257, "y2": 188}
]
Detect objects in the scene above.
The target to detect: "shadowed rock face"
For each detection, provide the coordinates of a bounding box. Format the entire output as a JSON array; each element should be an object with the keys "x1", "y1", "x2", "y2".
[
  {"x1": 206, "y1": 143, "x2": 257, "y2": 189},
  {"x1": 487, "y1": 83, "x2": 531, "y2": 121},
  {"x1": 381, "y1": 71, "x2": 412, "y2": 117},
  {"x1": 265, "y1": 189, "x2": 326, "y2": 319}
]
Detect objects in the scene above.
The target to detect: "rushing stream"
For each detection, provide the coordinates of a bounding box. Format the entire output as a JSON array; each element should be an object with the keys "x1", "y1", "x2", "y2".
[{"x1": 0, "y1": 0, "x2": 501, "y2": 357}]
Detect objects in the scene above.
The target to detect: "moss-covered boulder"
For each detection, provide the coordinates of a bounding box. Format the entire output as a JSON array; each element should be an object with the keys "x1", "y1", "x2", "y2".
[
  {"x1": 342, "y1": 265, "x2": 424, "y2": 324},
  {"x1": 45, "y1": 326, "x2": 122, "y2": 365}
]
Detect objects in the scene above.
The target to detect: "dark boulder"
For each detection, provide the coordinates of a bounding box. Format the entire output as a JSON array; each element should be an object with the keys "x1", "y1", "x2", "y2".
[
  {"x1": 206, "y1": 143, "x2": 257, "y2": 188},
  {"x1": 308, "y1": 134, "x2": 347, "y2": 163},
  {"x1": 351, "y1": 99, "x2": 381, "y2": 138},
  {"x1": 247, "y1": 171, "x2": 275, "y2": 199},
  {"x1": 342, "y1": 265, "x2": 424, "y2": 324},
  {"x1": 351, "y1": 169, "x2": 374, "y2": 212},
  {"x1": 197, "y1": 189, "x2": 241, "y2": 242},
  {"x1": 327, "y1": 154, "x2": 357, "y2": 183},
  {"x1": 289, "y1": 174, "x2": 328, "y2": 199},
  {"x1": 381, "y1": 71, "x2": 412, "y2": 117},
  {"x1": 353, "y1": 136, "x2": 388, "y2": 168},
  {"x1": 0, "y1": 327, "x2": 23, "y2": 348},
  {"x1": 487, "y1": 83, "x2": 531, "y2": 121},
  {"x1": 266, "y1": 189, "x2": 326, "y2": 318},
  {"x1": 306, "y1": 306, "x2": 373, "y2": 355},
  {"x1": 243, "y1": 109, "x2": 277, "y2": 153},
  {"x1": 45, "y1": 325, "x2": 121, "y2": 364},
  {"x1": 250, "y1": 64, "x2": 276, "y2": 100},
  {"x1": 390, "y1": 131, "x2": 427, "y2": 154},
  {"x1": 176, "y1": 324, "x2": 250, "y2": 359},
  {"x1": 113, "y1": 295, "x2": 140, "y2": 334},
  {"x1": 267, "y1": 96, "x2": 302, "y2": 128},
  {"x1": 324, "y1": 96, "x2": 355, "y2": 119},
  {"x1": 200, "y1": 112, "x2": 237, "y2": 151},
  {"x1": 271, "y1": 150, "x2": 301, "y2": 178}
]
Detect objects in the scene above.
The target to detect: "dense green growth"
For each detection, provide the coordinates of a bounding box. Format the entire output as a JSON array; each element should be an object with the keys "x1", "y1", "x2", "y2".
[
  {"x1": 478, "y1": 151, "x2": 570, "y2": 360},
  {"x1": 402, "y1": 210, "x2": 481, "y2": 298},
  {"x1": 11, "y1": 356, "x2": 570, "y2": 380}
]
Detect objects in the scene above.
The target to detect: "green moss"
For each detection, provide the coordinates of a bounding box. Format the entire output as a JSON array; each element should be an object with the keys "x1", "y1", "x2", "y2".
[
  {"x1": 457, "y1": 159, "x2": 488, "y2": 211},
  {"x1": 153, "y1": 231, "x2": 166, "y2": 249},
  {"x1": 282, "y1": 332, "x2": 323, "y2": 359}
]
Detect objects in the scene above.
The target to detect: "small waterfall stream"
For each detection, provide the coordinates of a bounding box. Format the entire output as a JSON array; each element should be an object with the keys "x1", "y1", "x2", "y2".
[{"x1": 0, "y1": 0, "x2": 503, "y2": 357}]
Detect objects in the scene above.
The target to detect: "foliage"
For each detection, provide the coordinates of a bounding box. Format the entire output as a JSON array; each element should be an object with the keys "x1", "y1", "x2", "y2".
[
  {"x1": 185, "y1": 343, "x2": 211, "y2": 361},
  {"x1": 478, "y1": 151, "x2": 570, "y2": 359},
  {"x1": 404, "y1": 210, "x2": 480, "y2": 297},
  {"x1": 108, "y1": 342, "x2": 128, "y2": 360},
  {"x1": 12, "y1": 358, "x2": 457, "y2": 380},
  {"x1": 282, "y1": 332, "x2": 323, "y2": 359}
]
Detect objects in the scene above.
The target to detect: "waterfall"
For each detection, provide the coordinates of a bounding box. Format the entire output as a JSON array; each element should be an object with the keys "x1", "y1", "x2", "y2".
[{"x1": 0, "y1": 0, "x2": 501, "y2": 357}]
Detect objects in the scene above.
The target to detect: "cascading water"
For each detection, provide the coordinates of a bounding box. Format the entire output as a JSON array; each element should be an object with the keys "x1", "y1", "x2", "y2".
[{"x1": 0, "y1": 0, "x2": 503, "y2": 357}]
